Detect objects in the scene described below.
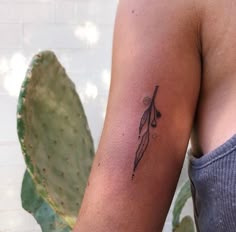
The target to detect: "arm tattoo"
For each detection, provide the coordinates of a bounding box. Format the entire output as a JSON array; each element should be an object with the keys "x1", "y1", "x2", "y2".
[{"x1": 132, "y1": 86, "x2": 161, "y2": 179}]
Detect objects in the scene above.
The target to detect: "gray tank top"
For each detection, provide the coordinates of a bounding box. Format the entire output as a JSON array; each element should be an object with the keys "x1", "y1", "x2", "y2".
[{"x1": 188, "y1": 134, "x2": 236, "y2": 232}]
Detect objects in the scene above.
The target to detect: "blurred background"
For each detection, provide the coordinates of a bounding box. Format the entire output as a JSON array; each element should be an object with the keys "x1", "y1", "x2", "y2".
[{"x1": 0, "y1": 0, "x2": 193, "y2": 231}]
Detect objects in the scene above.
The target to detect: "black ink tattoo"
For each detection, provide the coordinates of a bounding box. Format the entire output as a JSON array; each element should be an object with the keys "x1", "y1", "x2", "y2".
[
  {"x1": 143, "y1": 96, "x2": 151, "y2": 106},
  {"x1": 132, "y1": 86, "x2": 161, "y2": 179}
]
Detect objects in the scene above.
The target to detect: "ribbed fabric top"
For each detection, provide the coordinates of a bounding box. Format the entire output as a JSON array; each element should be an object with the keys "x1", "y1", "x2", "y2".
[{"x1": 188, "y1": 134, "x2": 236, "y2": 232}]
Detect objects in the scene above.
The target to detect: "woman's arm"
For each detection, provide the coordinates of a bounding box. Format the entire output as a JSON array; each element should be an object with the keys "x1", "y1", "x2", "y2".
[{"x1": 74, "y1": 0, "x2": 202, "y2": 231}]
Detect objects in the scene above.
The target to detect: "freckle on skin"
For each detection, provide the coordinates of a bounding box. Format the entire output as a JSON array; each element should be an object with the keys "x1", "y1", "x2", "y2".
[
  {"x1": 132, "y1": 10, "x2": 135, "y2": 14},
  {"x1": 98, "y1": 162, "x2": 100, "y2": 167},
  {"x1": 152, "y1": 133, "x2": 158, "y2": 139}
]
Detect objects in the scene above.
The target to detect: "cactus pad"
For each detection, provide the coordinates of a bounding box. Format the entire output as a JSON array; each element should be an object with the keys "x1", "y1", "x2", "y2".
[
  {"x1": 17, "y1": 50, "x2": 94, "y2": 228},
  {"x1": 175, "y1": 216, "x2": 195, "y2": 232},
  {"x1": 172, "y1": 180, "x2": 195, "y2": 231},
  {"x1": 21, "y1": 170, "x2": 71, "y2": 232}
]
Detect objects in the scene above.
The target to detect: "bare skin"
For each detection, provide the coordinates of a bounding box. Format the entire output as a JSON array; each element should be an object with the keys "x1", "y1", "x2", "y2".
[
  {"x1": 74, "y1": 0, "x2": 236, "y2": 231},
  {"x1": 190, "y1": 0, "x2": 236, "y2": 155}
]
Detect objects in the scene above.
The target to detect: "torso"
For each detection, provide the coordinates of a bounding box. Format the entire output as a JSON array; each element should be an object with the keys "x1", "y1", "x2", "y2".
[{"x1": 190, "y1": 0, "x2": 236, "y2": 156}]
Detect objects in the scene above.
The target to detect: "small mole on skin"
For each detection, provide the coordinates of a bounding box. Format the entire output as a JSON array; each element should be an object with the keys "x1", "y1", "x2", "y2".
[
  {"x1": 98, "y1": 162, "x2": 100, "y2": 167},
  {"x1": 132, "y1": 9, "x2": 135, "y2": 14}
]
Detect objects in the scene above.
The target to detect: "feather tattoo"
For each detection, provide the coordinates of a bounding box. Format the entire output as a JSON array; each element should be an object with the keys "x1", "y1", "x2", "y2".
[{"x1": 132, "y1": 86, "x2": 161, "y2": 179}]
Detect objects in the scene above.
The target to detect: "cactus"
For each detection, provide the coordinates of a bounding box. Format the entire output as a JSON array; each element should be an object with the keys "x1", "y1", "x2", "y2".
[
  {"x1": 17, "y1": 50, "x2": 95, "y2": 230},
  {"x1": 174, "y1": 216, "x2": 195, "y2": 232},
  {"x1": 21, "y1": 170, "x2": 71, "y2": 232},
  {"x1": 172, "y1": 180, "x2": 195, "y2": 232}
]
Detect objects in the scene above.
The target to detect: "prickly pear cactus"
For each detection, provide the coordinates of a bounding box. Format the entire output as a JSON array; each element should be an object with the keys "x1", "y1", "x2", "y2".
[
  {"x1": 172, "y1": 180, "x2": 195, "y2": 232},
  {"x1": 17, "y1": 50, "x2": 95, "y2": 230},
  {"x1": 175, "y1": 216, "x2": 195, "y2": 232},
  {"x1": 21, "y1": 170, "x2": 71, "y2": 232}
]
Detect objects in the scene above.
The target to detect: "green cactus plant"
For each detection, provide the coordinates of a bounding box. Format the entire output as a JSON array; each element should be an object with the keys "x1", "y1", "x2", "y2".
[
  {"x1": 172, "y1": 180, "x2": 195, "y2": 232},
  {"x1": 21, "y1": 170, "x2": 71, "y2": 232},
  {"x1": 174, "y1": 216, "x2": 195, "y2": 232},
  {"x1": 17, "y1": 50, "x2": 95, "y2": 231}
]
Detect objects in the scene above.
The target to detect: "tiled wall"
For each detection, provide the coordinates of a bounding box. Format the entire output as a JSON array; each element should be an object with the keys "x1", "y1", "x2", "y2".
[
  {"x1": 0, "y1": 0, "x2": 192, "y2": 231},
  {"x1": 0, "y1": 0, "x2": 117, "y2": 142}
]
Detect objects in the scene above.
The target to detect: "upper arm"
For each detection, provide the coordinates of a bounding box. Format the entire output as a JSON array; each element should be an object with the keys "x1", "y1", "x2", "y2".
[
  {"x1": 108, "y1": 0, "x2": 201, "y2": 167},
  {"x1": 75, "y1": 0, "x2": 202, "y2": 231}
]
